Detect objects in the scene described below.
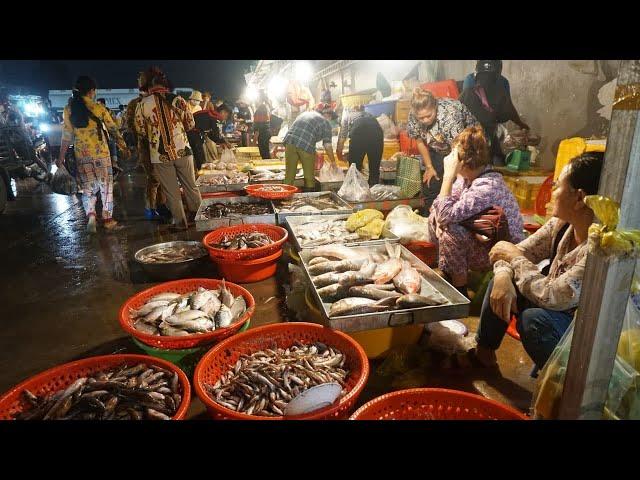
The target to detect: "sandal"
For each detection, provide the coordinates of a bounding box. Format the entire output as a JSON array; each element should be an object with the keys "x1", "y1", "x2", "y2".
[{"x1": 465, "y1": 348, "x2": 500, "y2": 369}]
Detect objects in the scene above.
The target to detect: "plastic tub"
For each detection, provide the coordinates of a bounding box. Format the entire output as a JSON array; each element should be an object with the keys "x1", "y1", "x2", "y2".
[
  {"x1": 419, "y1": 80, "x2": 460, "y2": 99},
  {"x1": 194, "y1": 322, "x2": 370, "y2": 420},
  {"x1": 405, "y1": 241, "x2": 437, "y2": 268},
  {"x1": 202, "y1": 224, "x2": 288, "y2": 261},
  {"x1": 364, "y1": 100, "x2": 397, "y2": 119},
  {"x1": 350, "y1": 388, "x2": 528, "y2": 420},
  {"x1": 214, "y1": 248, "x2": 283, "y2": 283},
  {"x1": 0, "y1": 354, "x2": 191, "y2": 420},
  {"x1": 118, "y1": 278, "x2": 255, "y2": 349}
]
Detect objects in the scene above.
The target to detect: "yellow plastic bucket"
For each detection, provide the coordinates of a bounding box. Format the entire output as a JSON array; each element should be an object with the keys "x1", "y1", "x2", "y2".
[{"x1": 304, "y1": 288, "x2": 424, "y2": 359}]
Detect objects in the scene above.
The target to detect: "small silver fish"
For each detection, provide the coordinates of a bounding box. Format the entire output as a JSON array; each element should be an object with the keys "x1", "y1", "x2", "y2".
[
  {"x1": 165, "y1": 310, "x2": 209, "y2": 324},
  {"x1": 134, "y1": 319, "x2": 159, "y2": 335},
  {"x1": 229, "y1": 296, "x2": 247, "y2": 322},
  {"x1": 130, "y1": 300, "x2": 170, "y2": 318},
  {"x1": 220, "y1": 280, "x2": 234, "y2": 308},
  {"x1": 149, "y1": 292, "x2": 182, "y2": 303},
  {"x1": 200, "y1": 295, "x2": 222, "y2": 317},
  {"x1": 329, "y1": 297, "x2": 397, "y2": 317},
  {"x1": 396, "y1": 293, "x2": 448, "y2": 308},
  {"x1": 215, "y1": 304, "x2": 233, "y2": 328}
]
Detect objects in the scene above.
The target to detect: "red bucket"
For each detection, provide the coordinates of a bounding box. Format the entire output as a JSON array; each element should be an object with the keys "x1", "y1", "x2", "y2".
[{"x1": 214, "y1": 248, "x2": 283, "y2": 283}]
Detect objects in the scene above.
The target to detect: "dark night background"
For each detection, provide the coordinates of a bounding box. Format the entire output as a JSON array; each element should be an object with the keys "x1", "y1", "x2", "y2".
[{"x1": 0, "y1": 60, "x2": 256, "y2": 100}]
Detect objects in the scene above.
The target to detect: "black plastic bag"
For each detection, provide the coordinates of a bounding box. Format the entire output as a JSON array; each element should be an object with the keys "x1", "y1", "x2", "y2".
[{"x1": 50, "y1": 166, "x2": 78, "y2": 196}]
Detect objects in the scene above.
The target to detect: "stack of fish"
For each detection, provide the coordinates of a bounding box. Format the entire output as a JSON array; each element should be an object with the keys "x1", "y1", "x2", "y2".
[
  {"x1": 137, "y1": 244, "x2": 207, "y2": 264},
  {"x1": 130, "y1": 282, "x2": 247, "y2": 336},
  {"x1": 202, "y1": 202, "x2": 271, "y2": 219},
  {"x1": 292, "y1": 218, "x2": 361, "y2": 247},
  {"x1": 274, "y1": 194, "x2": 346, "y2": 214},
  {"x1": 13, "y1": 363, "x2": 183, "y2": 420},
  {"x1": 204, "y1": 341, "x2": 349, "y2": 416},
  {"x1": 198, "y1": 173, "x2": 248, "y2": 185},
  {"x1": 209, "y1": 232, "x2": 273, "y2": 250},
  {"x1": 305, "y1": 243, "x2": 449, "y2": 317},
  {"x1": 250, "y1": 168, "x2": 303, "y2": 182}
]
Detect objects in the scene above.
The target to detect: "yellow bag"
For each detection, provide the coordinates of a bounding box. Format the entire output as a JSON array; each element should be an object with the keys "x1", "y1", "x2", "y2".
[
  {"x1": 356, "y1": 218, "x2": 385, "y2": 240},
  {"x1": 345, "y1": 209, "x2": 384, "y2": 232}
]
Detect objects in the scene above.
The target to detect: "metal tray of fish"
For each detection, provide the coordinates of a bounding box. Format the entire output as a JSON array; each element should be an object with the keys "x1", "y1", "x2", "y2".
[
  {"x1": 195, "y1": 196, "x2": 276, "y2": 232},
  {"x1": 271, "y1": 192, "x2": 354, "y2": 225},
  {"x1": 314, "y1": 177, "x2": 343, "y2": 193},
  {"x1": 349, "y1": 196, "x2": 425, "y2": 213},
  {"x1": 299, "y1": 244, "x2": 469, "y2": 333},
  {"x1": 285, "y1": 214, "x2": 400, "y2": 251},
  {"x1": 196, "y1": 174, "x2": 249, "y2": 193}
]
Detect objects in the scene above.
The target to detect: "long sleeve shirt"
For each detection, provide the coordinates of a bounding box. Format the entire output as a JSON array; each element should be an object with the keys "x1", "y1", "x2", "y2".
[
  {"x1": 431, "y1": 169, "x2": 524, "y2": 243},
  {"x1": 283, "y1": 111, "x2": 332, "y2": 154},
  {"x1": 494, "y1": 217, "x2": 588, "y2": 311}
]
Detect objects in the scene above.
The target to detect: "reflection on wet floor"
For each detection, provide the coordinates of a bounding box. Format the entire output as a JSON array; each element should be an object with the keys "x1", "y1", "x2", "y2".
[{"x1": 0, "y1": 170, "x2": 535, "y2": 417}]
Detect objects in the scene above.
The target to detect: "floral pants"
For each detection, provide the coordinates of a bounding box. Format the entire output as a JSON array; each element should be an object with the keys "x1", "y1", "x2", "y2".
[{"x1": 76, "y1": 156, "x2": 114, "y2": 220}]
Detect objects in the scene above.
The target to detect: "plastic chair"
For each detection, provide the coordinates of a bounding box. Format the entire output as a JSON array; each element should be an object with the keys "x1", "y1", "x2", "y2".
[{"x1": 507, "y1": 314, "x2": 539, "y2": 378}]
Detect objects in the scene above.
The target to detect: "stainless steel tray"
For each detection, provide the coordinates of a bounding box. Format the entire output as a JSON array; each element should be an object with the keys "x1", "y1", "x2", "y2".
[
  {"x1": 195, "y1": 196, "x2": 276, "y2": 232},
  {"x1": 299, "y1": 244, "x2": 469, "y2": 332},
  {"x1": 272, "y1": 192, "x2": 354, "y2": 225},
  {"x1": 196, "y1": 174, "x2": 249, "y2": 193},
  {"x1": 285, "y1": 214, "x2": 400, "y2": 251},
  {"x1": 314, "y1": 177, "x2": 343, "y2": 193}
]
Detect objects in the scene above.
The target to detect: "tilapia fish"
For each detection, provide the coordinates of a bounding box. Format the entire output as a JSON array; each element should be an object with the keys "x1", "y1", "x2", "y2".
[
  {"x1": 373, "y1": 244, "x2": 403, "y2": 284},
  {"x1": 396, "y1": 292, "x2": 448, "y2": 308},
  {"x1": 204, "y1": 342, "x2": 350, "y2": 417},
  {"x1": 130, "y1": 282, "x2": 247, "y2": 336},
  {"x1": 13, "y1": 363, "x2": 183, "y2": 421},
  {"x1": 348, "y1": 285, "x2": 402, "y2": 300}
]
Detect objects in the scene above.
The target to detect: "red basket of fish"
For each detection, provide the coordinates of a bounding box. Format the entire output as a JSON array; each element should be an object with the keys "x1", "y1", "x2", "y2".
[
  {"x1": 245, "y1": 183, "x2": 299, "y2": 200},
  {"x1": 202, "y1": 224, "x2": 288, "y2": 261},
  {"x1": 194, "y1": 322, "x2": 370, "y2": 420},
  {"x1": 349, "y1": 388, "x2": 528, "y2": 420},
  {"x1": 0, "y1": 354, "x2": 191, "y2": 420},
  {"x1": 118, "y1": 278, "x2": 255, "y2": 350}
]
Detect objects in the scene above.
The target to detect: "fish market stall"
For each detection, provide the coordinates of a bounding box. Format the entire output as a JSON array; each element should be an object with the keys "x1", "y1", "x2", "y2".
[
  {"x1": 349, "y1": 196, "x2": 425, "y2": 215},
  {"x1": 195, "y1": 196, "x2": 276, "y2": 231},
  {"x1": 271, "y1": 191, "x2": 353, "y2": 224},
  {"x1": 299, "y1": 243, "x2": 469, "y2": 332},
  {"x1": 285, "y1": 213, "x2": 400, "y2": 250}
]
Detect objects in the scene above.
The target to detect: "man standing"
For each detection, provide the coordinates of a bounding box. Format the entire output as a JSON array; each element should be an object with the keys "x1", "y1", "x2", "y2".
[
  {"x1": 125, "y1": 72, "x2": 166, "y2": 220},
  {"x1": 283, "y1": 103, "x2": 337, "y2": 191},
  {"x1": 134, "y1": 67, "x2": 201, "y2": 231}
]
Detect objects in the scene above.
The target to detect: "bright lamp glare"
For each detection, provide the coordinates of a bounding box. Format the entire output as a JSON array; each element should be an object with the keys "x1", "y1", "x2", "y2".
[
  {"x1": 39, "y1": 123, "x2": 50, "y2": 133},
  {"x1": 295, "y1": 61, "x2": 313, "y2": 83},
  {"x1": 267, "y1": 75, "x2": 287, "y2": 99},
  {"x1": 245, "y1": 85, "x2": 259, "y2": 102},
  {"x1": 24, "y1": 103, "x2": 44, "y2": 117}
]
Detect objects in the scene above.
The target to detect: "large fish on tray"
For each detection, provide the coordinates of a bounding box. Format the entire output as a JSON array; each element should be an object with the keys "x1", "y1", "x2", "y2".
[
  {"x1": 329, "y1": 297, "x2": 398, "y2": 317},
  {"x1": 393, "y1": 260, "x2": 422, "y2": 295},
  {"x1": 373, "y1": 243, "x2": 403, "y2": 285}
]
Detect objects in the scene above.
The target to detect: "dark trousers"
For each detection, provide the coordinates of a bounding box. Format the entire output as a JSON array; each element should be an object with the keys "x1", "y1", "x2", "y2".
[
  {"x1": 191, "y1": 140, "x2": 205, "y2": 171},
  {"x1": 476, "y1": 278, "x2": 574, "y2": 369},
  {"x1": 421, "y1": 149, "x2": 445, "y2": 213},
  {"x1": 257, "y1": 127, "x2": 271, "y2": 159},
  {"x1": 348, "y1": 127, "x2": 383, "y2": 187},
  {"x1": 240, "y1": 131, "x2": 250, "y2": 148}
]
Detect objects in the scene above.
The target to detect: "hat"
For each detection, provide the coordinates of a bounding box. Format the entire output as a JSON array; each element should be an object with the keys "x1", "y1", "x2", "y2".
[
  {"x1": 189, "y1": 90, "x2": 203, "y2": 102},
  {"x1": 476, "y1": 60, "x2": 501, "y2": 74}
]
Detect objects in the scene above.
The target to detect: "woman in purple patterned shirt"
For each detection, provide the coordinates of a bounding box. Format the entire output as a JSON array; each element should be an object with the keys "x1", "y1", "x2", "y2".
[{"x1": 427, "y1": 126, "x2": 524, "y2": 297}]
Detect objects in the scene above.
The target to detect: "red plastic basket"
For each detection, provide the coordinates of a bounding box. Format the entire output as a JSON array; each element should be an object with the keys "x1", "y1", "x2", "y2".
[
  {"x1": 350, "y1": 388, "x2": 528, "y2": 420},
  {"x1": 419, "y1": 79, "x2": 460, "y2": 99},
  {"x1": 202, "y1": 192, "x2": 242, "y2": 199},
  {"x1": 535, "y1": 175, "x2": 554, "y2": 216},
  {"x1": 0, "y1": 354, "x2": 191, "y2": 420},
  {"x1": 118, "y1": 279, "x2": 255, "y2": 349},
  {"x1": 194, "y1": 322, "x2": 370, "y2": 420},
  {"x1": 214, "y1": 248, "x2": 282, "y2": 283},
  {"x1": 405, "y1": 241, "x2": 437, "y2": 268},
  {"x1": 245, "y1": 184, "x2": 299, "y2": 200},
  {"x1": 202, "y1": 224, "x2": 288, "y2": 261}
]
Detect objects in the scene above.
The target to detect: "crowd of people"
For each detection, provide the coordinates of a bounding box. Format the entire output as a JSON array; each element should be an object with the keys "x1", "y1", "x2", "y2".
[{"x1": 52, "y1": 62, "x2": 606, "y2": 373}]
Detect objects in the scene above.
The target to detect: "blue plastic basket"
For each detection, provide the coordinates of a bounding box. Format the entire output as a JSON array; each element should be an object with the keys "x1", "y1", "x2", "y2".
[{"x1": 364, "y1": 100, "x2": 397, "y2": 119}]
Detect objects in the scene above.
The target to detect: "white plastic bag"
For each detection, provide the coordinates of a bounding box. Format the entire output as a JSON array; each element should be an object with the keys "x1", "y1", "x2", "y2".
[
  {"x1": 377, "y1": 114, "x2": 398, "y2": 139},
  {"x1": 50, "y1": 166, "x2": 77, "y2": 196},
  {"x1": 220, "y1": 148, "x2": 237, "y2": 164},
  {"x1": 383, "y1": 205, "x2": 431, "y2": 243},
  {"x1": 337, "y1": 163, "x2": 372, "y2": 202},
  {"x1": 317, "y1": 161, "x2": 345, "y2": 182}
]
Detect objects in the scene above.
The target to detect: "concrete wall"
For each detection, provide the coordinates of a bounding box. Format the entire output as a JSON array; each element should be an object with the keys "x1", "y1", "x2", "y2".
[{"x1": 437, "y1": 60, "x2": 618, "y2": 169}]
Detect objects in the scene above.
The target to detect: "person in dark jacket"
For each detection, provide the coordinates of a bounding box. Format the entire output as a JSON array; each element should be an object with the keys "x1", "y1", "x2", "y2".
[
  {"x1": 459, "y1": 60, "x2": 529, "y2": 165},
  {"x1": 253, "y1": 91, "x2": 272, "y2": 159},
  {"x1": 188, "y1": 103, "x2": 232, "y2": 169},
  {"x1": 336, "y1": 104, "x2": 384, "y2": 186}
]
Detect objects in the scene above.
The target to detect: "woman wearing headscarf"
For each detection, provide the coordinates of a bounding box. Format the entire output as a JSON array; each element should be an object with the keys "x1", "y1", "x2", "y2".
[{"x1": 57, "y1": 75, "x2": 130, "y2": 233}]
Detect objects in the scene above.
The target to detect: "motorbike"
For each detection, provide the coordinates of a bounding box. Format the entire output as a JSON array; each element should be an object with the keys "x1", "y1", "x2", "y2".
[{"x1": 0, "y1": 125, "x2": 53, "y2": 214}]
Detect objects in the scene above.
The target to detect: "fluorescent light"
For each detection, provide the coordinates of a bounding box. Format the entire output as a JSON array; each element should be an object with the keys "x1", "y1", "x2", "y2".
[{"x1": 295, "y1": 61, "x2": 313, "y2": 83}]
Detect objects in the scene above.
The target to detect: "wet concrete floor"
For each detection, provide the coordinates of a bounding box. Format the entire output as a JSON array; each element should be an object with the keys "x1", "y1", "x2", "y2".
[{"x1": 0, "y1": 171, "x2": 535, "y2": 418}]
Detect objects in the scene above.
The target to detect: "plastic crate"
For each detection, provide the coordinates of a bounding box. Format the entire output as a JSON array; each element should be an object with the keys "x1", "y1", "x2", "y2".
[
  {"x1": 364, "y1": 100, "x2": 397, "y2": 119},
  {"x1": 340, "y1": 93, "x2": 375, "y2": 109},
  {"x1": 419, "y1": 80, "x2": 460, "y2": 99}
]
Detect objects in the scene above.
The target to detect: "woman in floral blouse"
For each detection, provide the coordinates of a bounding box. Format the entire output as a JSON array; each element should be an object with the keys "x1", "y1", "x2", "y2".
[
  {"x1": 407, "y1": 87, "x2": 479, "y2": 211},
  {"x1": 428, "y1": 126, "x2": 524, "y2": 297},
  {"x1": 57, "y1": 76, "x2": 129, "y2": 233},
  {"x1": 472, "y1": 152, "x2": 604, "y2": 371}
]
